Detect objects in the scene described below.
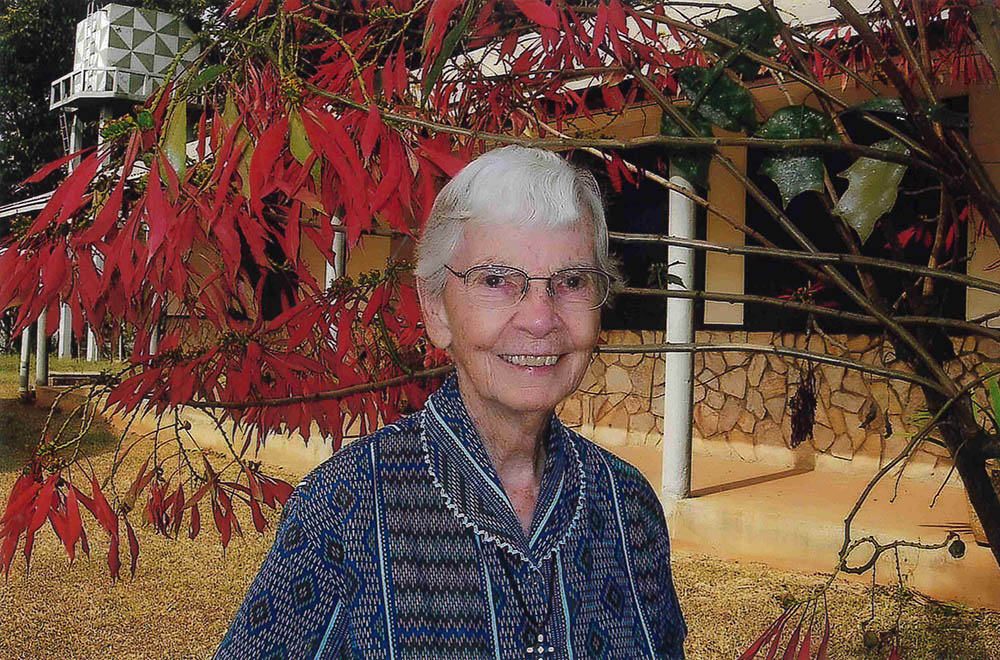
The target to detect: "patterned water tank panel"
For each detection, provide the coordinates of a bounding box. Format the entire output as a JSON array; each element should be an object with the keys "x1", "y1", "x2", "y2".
[{"x1": 71, "y1": 4, "x2": 199, "y2": 96}]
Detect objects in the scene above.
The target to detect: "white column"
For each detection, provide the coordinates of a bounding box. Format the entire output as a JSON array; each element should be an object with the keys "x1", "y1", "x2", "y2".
[
  {"x1": 661, "y1": 169, "x2": 696, "y2": 505},
  {"x1": 58, "y1": 302, "x2": 73, "y2": 358},
  {"x1": 86, "y1": 251, "x2": 105, "y2": 361},
  {"x1": 35, "y1": 311, "x2": 48, "y2": 387},
  {"x1": 86, "y1": 328, "x2": 99, "y2": 361},
  {"x1": 19, "y1": 324, "x2": 32, "y2": 399},
  {"x1": 325, "y1": 221, "x2": 346, "y2": 286}
]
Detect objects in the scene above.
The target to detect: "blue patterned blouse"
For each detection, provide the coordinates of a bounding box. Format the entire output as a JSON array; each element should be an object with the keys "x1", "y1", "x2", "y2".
[{"x1": 215, "y1": 375, "x2": 686, "y2": 659}]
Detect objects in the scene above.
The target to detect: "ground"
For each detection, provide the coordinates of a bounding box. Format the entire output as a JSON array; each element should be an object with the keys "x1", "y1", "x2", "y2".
[{"x1": 0, "y1": 356, "x2": 998, "y2": 659}]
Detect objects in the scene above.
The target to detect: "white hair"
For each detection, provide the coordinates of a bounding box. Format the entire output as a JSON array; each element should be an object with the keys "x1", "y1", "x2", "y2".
[{"x1": 415, "y1": 145, "x2": 621, "y2": 298}]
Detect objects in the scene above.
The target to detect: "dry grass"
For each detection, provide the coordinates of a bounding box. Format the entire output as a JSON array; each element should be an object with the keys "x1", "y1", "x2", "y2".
[{"x1": 0, "y1": 360, "x2": 998, "y2": 659}]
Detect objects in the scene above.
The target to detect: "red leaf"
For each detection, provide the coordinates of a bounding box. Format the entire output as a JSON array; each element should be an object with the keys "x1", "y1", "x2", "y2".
[
  {"x1": 65, "y1": 486, "x2": 82, "y2": 562},
  {"x1": 19, "y1": 147, "x2": 95, "y2": 185},
  {"x1": 425, "y1": 0, "x2": 464, "y2": 56},
  {"x1": 27, "y1": 151, "x2": 103, "y2": 236},
  {"x1": 23, "y1": 474, "x2": 58, "y2": 574},
  {"x1": 510, "y1": 0, "x2": 559, "y2": 29},
  {"x1": 765, "y1": 606, "x2": 797, "y2": 660},
  {"x1": 795, "y1": 626, "x2": 811, "y2": 660},
  {"x1": 607, "y1": 0, "x2": 627, "y2": 34},
  {"x1": 171, "y1": 483, "x2": 185, "y2": 538},
  {"x1": 248, "y1": 493, "x2": 266, "y2": 533},
  {"x1": 816, "y1": 613, "x2": 830, "y2": 660},
  {"x1": 591, "y1": 3, "x2": 608, "y2": 55},
  {"x1": 418, "y1": 139, "x2": 467, "y2": 177},
  {"x1": 360, "y1": 105, "x2": 382, "y2": 162},
  {"x1": 85, "y1": 476, "x2": 121, "y2": 579},
  {"x1": 781, "y1": 620, "x2": 802, "y2": 660},
  {"x1": 78, "y1": 175, "x2": 125, "y2": 243},
  {"x1": 249, "y1": 117, "x2": 289, "y2": 219},
  {"x1": 362, "y1": 284, "x2": 388, "y2": 326},
  {"x1": 144, "y1": 159, "x2": 171, "y2": 262},
  {"x1": 500, "y1": 31, "x2": 519, "y2": 60},
  {"x1": 740, "y1": 606, "x2": 795, "y2": 660},
  {"x1": 261, "y1": 476, "x2": 293, "y2": 505},
  {"x1": 125, "y1": 517, "x2": 139, "y2": 578},
  {"x1": 213, "y1": 490, "x2": 232, "y2": 551},
  {"x1": 189, "y1": 502, "x2": 201, "y2": 540},
  {"x1": 601, "y1": 85, "x2": 625, "y2": 112}
]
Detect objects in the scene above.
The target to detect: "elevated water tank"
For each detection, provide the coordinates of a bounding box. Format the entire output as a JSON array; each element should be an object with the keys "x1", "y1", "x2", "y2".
[{"x1": 50, "y1": 3, "x2": 200, "y2": 110}]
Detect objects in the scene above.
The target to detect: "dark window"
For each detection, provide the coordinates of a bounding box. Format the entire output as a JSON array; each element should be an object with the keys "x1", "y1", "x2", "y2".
[{"x1": 575, "y1": 147, "x2": 706, "y2": 331}]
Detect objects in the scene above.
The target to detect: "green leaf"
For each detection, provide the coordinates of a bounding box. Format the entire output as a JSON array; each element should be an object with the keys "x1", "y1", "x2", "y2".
[
  {"x1": 422, "y1": 0, "x2": 476, "y2": 106},
  {"x1": 926, "y1": 104, "x2": 969, "y2": 128},
  {"x1": 163, "y1": 101, "x2": 187, "y2": 178},
  {"x1": 647, "y1": 261, "x2": 686, "y2": 289},
  {"x1": 659, "y1": 107, "x2": 714, "y2": 187},
  {"x1": 756, "y1": 105, "x2": 838, "y2": 206},
  {"x1": 852, "y1": 96, "x2": 968, "y2": 128},
  {"x1": 987, "y1": 377, "x2": 1000, "y2": 426},
  {"x1": 289, "y1": 108, "x2": 321, "y2": 189},
  {"x1": 833, "y1": 138, "x2": 909, "y2": 244},
  {"x1": 676, "y1": 66, "x2": 757, "y2": 133},
  {"x1": 855, "y1": 96, "x2": 908, "y2": 116},
  {"x1": 759, "y1": 156, "x2": 824, "y2": 208},
  {"x1": 136, "y1": 110, "x2": 154, "y2": 130},
  {"x1": 704, "y1": 8, "x2": 780, "y2": 79},
  {"x1": 186, "y1": 64, "x2": 227, "y2": 95},
  {"x1": 757, "y1": 105, "x2": 837, "y2": 141},
  {"x1": 222, "y1": 91, "x2": 251, "y2": 196}
]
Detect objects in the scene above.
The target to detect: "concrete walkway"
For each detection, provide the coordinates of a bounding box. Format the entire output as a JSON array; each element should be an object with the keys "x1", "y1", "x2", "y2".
[{"x1": 668, "y1": 453, "x2": 1000, "y2": 610}]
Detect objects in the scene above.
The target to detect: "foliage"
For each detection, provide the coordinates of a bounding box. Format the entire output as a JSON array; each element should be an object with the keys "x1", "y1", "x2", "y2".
[
  {"x1": 0, "y1": 0, "x2": 87, "y2": 207},
  {"x1": 756, "y1": 105, "x2": 838, "y2": 208},
  {"x1": 832, "y1": 138, "x2": 909, "y2": 244},
  {"x1": 2, "y1": 0, "x2": 1000, "y2": 656}
]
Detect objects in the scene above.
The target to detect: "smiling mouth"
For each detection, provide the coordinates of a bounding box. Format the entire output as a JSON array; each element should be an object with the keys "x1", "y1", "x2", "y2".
[{"x1": 499, "y1": 354, "x2": 560, "y2": 367}]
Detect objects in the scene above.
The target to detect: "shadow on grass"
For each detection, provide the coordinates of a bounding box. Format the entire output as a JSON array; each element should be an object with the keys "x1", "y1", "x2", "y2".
[
  {"x1": 0, "y1": 354, "x2": 123, "y2": 474},
  {"x1": 0, "y1": 393, "x2": 118, "y2": 473}
]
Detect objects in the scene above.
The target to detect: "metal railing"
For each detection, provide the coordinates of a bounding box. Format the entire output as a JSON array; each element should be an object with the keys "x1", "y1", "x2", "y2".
[{"x1": 50, "y1": 67, "x2": 164, "y2": 109}]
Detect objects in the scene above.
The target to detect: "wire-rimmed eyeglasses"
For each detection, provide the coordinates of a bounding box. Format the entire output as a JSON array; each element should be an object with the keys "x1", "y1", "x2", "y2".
[{"x1": 443, "y1": 264, "x2": 611, "y2": 310}]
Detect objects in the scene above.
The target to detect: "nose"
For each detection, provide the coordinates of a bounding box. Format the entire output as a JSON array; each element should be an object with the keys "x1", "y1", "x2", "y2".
[{"x1": 512, "y1": 280, "x2": 560, "y2": 337}]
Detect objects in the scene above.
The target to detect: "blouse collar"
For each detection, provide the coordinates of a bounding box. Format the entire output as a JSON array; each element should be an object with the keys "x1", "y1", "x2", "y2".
[{"x1": 420, "y1": 374, "x2": 586, "y2": 570}]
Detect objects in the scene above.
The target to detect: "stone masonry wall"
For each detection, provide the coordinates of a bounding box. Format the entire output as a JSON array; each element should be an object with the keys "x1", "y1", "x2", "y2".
[{"x1": 557, "y1": 329, "x2": 1000, "y2": 473}]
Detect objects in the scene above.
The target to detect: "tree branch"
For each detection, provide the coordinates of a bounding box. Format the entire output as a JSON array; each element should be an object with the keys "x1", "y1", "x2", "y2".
[{"x1": 596, "y1": 342, "x2": 945, "y2": 393}]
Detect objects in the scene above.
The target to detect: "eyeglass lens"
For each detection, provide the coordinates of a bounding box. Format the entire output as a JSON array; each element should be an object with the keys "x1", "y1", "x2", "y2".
[{"x1": 462, "y1": 266, "x2": 609, "y2": 309}]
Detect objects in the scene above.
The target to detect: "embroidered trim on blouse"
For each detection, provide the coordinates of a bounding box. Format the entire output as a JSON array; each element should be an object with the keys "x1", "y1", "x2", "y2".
[{"x1": 420, "y1": 408, "x2": 587, "y2": 572}]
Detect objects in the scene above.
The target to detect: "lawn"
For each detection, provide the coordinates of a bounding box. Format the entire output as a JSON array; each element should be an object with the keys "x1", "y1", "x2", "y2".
[{"x1": 0, "y1": 356, "x2": 998, "y2": 659}]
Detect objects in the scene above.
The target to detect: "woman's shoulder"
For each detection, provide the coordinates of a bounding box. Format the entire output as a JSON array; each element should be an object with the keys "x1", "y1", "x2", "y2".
[
  {"x1": 561, "y1": 425, "x2": 668, "y2": 533},
  {"x1": 284, "y1": 412, "x2": 423, "y2": 521},
  {"x1": 563, "y1": 426, "x2": 657, "y2": 495}
]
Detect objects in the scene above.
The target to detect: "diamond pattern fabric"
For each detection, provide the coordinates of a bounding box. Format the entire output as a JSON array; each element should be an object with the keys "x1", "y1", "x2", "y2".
[{"x1": 215, "y1": 375, "x2": 686, "y2": 659}]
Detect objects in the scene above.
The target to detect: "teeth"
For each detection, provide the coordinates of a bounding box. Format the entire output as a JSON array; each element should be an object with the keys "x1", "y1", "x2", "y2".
[{"x1": 501, "y1": 354, "x2": 559, "y2": 367}]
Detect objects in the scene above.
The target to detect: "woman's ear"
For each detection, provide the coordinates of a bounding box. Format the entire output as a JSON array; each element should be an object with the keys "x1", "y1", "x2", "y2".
[{"x1": 417, "y1": 279, "x2": 453, "y2": 351}]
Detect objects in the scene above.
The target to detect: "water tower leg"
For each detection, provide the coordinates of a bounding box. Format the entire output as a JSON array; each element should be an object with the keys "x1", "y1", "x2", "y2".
[
  {"x1": 19, "y1": 324, "x2": 32, "y2": 400},
  {"x1": 58, "y1": 302, "x2": 73, "y2": 358},
  {"x1": 87, "y1": 327, "x2": 99, "y2": 361},
  {"x1": 36, "y1": 311, "x2": 49, "y2": 387}
]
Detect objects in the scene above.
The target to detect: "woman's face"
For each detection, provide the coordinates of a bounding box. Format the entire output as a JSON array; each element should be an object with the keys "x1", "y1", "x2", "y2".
[{"x1": 421, "y1": 220, "x2": 601, "y2": 421}]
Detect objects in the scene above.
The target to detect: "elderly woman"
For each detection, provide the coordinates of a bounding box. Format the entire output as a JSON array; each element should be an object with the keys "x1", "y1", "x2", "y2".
[{"x1": 215, "y1": 146, "x2": 686, "y2": 659}]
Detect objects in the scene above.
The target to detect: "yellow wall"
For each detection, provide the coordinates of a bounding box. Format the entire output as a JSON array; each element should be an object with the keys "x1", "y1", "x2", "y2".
[{"x1": 967, "y1": 86, "x2": 1000, "y2": 325}]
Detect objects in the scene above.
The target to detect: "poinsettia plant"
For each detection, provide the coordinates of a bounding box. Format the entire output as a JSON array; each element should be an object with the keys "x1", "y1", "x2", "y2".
[{"x1": 4, "y1": 0, "x2": 1000, "y2": 656}]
